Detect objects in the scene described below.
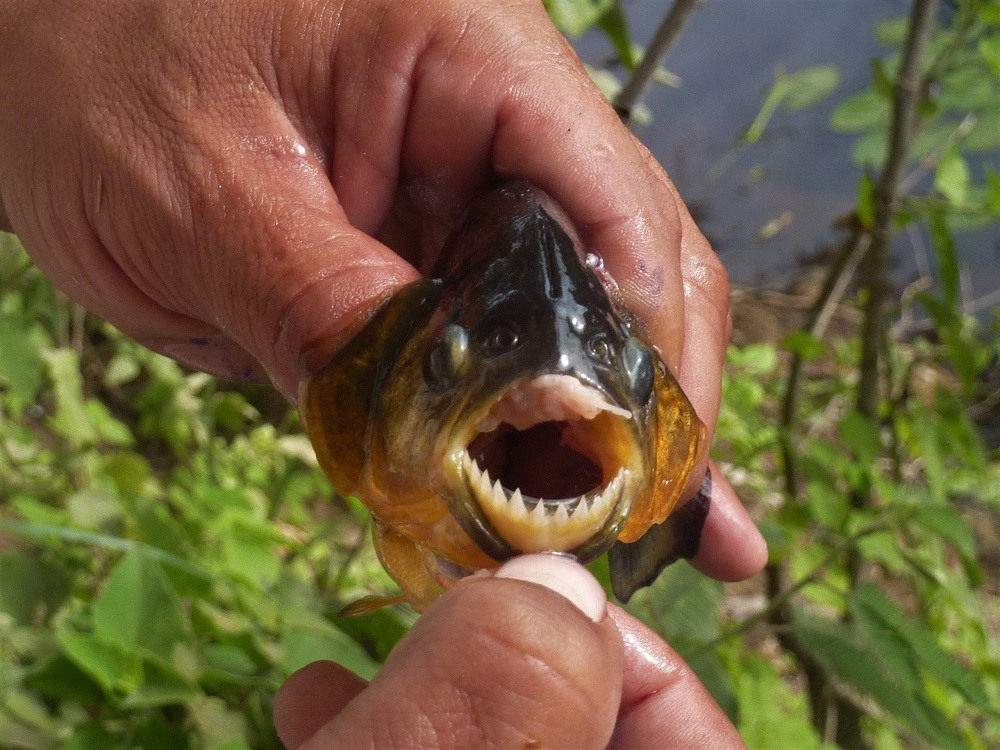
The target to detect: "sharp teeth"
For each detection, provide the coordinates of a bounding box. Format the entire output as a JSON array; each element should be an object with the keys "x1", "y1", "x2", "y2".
[
  {"x1": 510, "y1": 488, "x2": 528, "y2": 518},
  {"x1": 480, "y1": 468, "x2": 493, "y2": 502},
  {"x1": 461, "y1": 447, "x2": 628, "y2": 554},
  {"x1": 492, "y1": 478, "x2": 506, "y2": 507},
  {"x1": 529, "y1": 497, "x2": 546, "y2": 520}
]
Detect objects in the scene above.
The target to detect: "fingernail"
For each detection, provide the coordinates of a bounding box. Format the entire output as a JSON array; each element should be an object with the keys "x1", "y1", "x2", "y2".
[{"x1": 494, "y1": 553, "x2": 607, "y2": 622}]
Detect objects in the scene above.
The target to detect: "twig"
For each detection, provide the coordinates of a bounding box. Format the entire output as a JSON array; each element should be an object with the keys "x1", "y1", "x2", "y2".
[
  {"x1": 855, "y1": 0, "x2": 938, "y2": 475},
  {"x1": 780, "y1": 229, "x2": 869, "y2": 500},
  {"x1": 613, "y1": 0, "x2": 705, "y2": 124}
]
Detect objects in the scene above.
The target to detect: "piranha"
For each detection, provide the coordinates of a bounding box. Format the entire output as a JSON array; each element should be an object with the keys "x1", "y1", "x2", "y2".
[{"x1": 301, "y1": 182, "x2": 711, "y2": 611}]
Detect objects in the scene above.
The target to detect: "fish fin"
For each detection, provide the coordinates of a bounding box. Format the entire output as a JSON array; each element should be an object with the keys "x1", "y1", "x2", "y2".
[
  {"x1": 301, "y1": 279, "x2": 442, "y2": 494},
  {"x1": 336, "y1": 593, "x2": 409, "y2": 617},
  {"x1": 372, "y1": 521, "x2": 446, "y2": 612},
  {"x1": 609, "y1": 470, "x2": 712, "y2": 602}
]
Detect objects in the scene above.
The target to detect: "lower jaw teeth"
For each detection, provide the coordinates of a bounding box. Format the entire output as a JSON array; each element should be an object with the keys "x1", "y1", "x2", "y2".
[{"x1": 459, "y1": 451, "x2": 627, "y2": 553}]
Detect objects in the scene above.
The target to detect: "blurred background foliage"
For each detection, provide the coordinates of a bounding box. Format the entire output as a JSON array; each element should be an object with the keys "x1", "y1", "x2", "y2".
[{"x1": 2, "y1": 1, "x2": 1000, "y2": 748}]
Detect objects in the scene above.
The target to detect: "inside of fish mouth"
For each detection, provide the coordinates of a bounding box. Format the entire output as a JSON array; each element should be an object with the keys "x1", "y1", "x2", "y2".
[{"x1": 466, "y1": 419, "x2": 608, "y2": 503}]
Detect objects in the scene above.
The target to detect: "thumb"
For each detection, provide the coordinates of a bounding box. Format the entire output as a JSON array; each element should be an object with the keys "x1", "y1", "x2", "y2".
[{"x1": 276, "y1": 554, "x2": 622, "y2": 750}]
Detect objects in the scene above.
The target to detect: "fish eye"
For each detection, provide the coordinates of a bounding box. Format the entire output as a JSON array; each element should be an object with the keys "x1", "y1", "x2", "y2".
[
  {"x1": 622, "y1": 337, "x2": 654, "y2": 404},
  {"x1": 485, "y1": 325, "x2": 520, "y2": 356},
  {"x1": 587, "y1": 334, "x2": 613, "y2": 365},
  {"x1": 426, "y1": 324, "x2": 469, "y2": 390}
]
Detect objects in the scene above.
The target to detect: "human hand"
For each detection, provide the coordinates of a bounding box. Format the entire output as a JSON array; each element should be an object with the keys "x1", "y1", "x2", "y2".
[
  {"x1": 274, "y1": 554, "x2": 747, "y2": 749},
  {"x1": 0, "y1": 0, "x2": 765, "y2": 575}
]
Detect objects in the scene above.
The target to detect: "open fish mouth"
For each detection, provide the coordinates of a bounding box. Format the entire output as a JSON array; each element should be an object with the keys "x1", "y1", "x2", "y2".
[{"x1": 450, "y1": 375, "x2": 640, "y2": 554}]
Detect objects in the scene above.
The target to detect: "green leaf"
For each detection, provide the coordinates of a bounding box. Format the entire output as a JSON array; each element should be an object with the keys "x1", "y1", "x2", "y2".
[
  {"x1": 220, "y1": 516, "x2": 285, "y2": 586},
  {"x1": 830, "y1": 89, "x2": 891, "y2": 133},
  {"x1": 129, "y1": 715, "x2": 191, "y2": 750},
  {"x1": 912, "y1": 505, "x2": 978, "y2": 571},
  {"x1": 853, "y1": 584, "x2": 990, "y2": 709},
  {"x1": 67, "y1": 489, "x2": 123, "y2": 532},
  {"x1": 839, "y1": 411, "x2": 880, "y2": 466},
  {"x1": 780, "y1": 331, "x2": 826, "y2": 361},
  {"x1": 210, "y1": 741, "x2": 251, "y2": 750},
  {"x1": 737, "y1": 656, "x2": 830, "y2": 750},
  {"x1": 24, "y1": 655, "x2": 105, "y2": 705},
  {"x1": 334, "y1": 609, "x2": 411, "y2": 664},
  {"x1": 870, "y1": 58, "x2": 896, "y2": 98},
  {"x1": 0, "y1": 520, "x2": 215, "y2": 582},
  {"x1": 0, "y1": 312, "x2": 44, "y2": 413},
  {"x1": 792, "y1": 609, "x2": 965, "y2": 749},
  {"x1": 979, "y1": 0, "x2": 1000, "y2": 24},
  {"x1": 986, "y1": 168, "x2": 1000, "y2": 215},
  {"x1": 202, "y1": 644, "x2": 258, "y2": 679},
  {"x1": 93, "y1": 549, "x2": 187, "y2": 658},
  {"x1": 281, "y1": 622, "x2": 380, "y2": 681},
  {"x1": 100, "y1": 451, "x2": 152, "y2": 496},
  {"x1": 980, "y1": 32, "x2": 1000, "y2": 79},
  {"x1": 857, "y1": 173, "x2": 877, "y2": 228},
  {"x1": 84, "y1": 399, "x2": 134, "y2": 447},
  {"x1": 0, "y1": 553, "x2": 70, "y2": 625},
  {"x1": 120, "y1": 654, "x2": 200, "y2": 709},
  {"x1": 188, "y1": 696, "x2": 247, "y2": 749},
  {"x1": 806, "y1": 478, "x2": 848, "y2": 529},
  {"x1": 933, "y1": 149, "x2": 971, "y2": 206},
  {"x1": 963, "y1": 109, "x2": 1000, "y2": 152},
  {"x1": 743, "y1": 66, "x2": 839, "y2": 145},
  {"x1": 56, "y1": 631, "x2": 143, "y2": 696},
  {"x1": 851, "y1": 129, "x2": 888, "y2": 168},
  {"x1": 597, "y1": 2, "x2": 635, "y2": 69},
  {"x1": 928, "y1": 212, "x2": 959, "y2": 307},
  {"x1": 103, "y1": 352, "x2": 141, "y2": 388},
  {"x1": 875, "y1": 16, "x2": 909, "y2": 47},
  {"x1": 42, "y1": 348, "x2": 96, "y2": 446},
  {"x1": 639, "y1": 561, "x2": 724, "y2": 643},
  {"x1": 782, "y1": 65, "x2": 840, "y2": 110},
  {"x1": 61, "y1": 723, "x2": 118, "y2": 750},
  {"x1": 543, "y1": 0, "x2": 614, "y2": 36}
]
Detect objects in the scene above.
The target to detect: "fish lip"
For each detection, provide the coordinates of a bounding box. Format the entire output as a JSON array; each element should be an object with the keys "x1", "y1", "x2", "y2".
[{"x1": 440, "y1": 375, "x2": 645, "y2": 562}]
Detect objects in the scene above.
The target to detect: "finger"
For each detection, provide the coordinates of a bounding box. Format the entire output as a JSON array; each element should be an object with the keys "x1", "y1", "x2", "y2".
[
  {"x1": 607, "y1": 605, "x2": 748, "y2": 750},
  {"x1": 297, "y1": 554, "x2": 622, "y2": 750},
  {"x1": 688, "y1": 461, "x2": 768, "y2": 581},
  {"x1": 274, "y1": 661, "x2": 368, "y2": 750},
  {"x1": 341, "y1": 0, "x2": 688, "y2": 370}
]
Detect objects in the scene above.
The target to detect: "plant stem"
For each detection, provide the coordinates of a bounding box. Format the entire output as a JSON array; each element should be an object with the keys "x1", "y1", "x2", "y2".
[
  {"x1": 852, "y1": 0, "x2": 939, "y2": 507},
  {"x1": 780, "y1": 228, "x2": 870, "y2": 500},
  {"x1": 613, "y1": 0, "x2": 704, "y2": 124},
  {"x1": 771, "y1": 3, "x2": 940, "y2": 745}
]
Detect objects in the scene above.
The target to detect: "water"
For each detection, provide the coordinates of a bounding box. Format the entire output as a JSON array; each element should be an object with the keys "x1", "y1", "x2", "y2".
[{"x1": 574, "y1": 0, "x2": 1000, "y2": 309}]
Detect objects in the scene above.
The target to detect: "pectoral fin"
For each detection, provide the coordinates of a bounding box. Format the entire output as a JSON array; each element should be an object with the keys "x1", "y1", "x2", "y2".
[{"x1": 609, "y1": 470, "x2": 711, "y2": 602}]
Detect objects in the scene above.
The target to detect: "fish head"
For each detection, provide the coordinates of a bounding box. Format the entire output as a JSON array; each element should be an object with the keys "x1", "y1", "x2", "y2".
[
  {"x1": 418, "y1": 183, "x2": 668, "y2": 565},
  {"x1": 302, "y1": 183, "x2": 706, "y2": 603}
]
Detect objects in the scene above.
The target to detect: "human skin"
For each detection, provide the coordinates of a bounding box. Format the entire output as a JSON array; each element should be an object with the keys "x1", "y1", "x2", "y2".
[
  {"x1": 273, "y1": 554, "x2": 748, "y2": 749},
  {"x1": 0, "y1": 0, "x2": 765, "y2": 745}
]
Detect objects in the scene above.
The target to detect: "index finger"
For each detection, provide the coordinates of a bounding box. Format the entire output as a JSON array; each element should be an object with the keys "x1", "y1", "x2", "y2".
[{"x1": 608, "y1": 604, "x2": 747, "y2": 749}]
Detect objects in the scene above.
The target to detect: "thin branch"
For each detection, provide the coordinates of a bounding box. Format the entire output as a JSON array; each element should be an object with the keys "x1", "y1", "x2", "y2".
[
  {"x1": 773, "y1": 3, "x2": 940, "y2": 746},
  {"x1": 613, "y1": 0, "x2": 705, "y2": 124},
  {"x1": 780, "y1": 229, "x2": 869, "y2": 500},
  {"x1": 854, "y1": 0, "x2": 938, "y2": 483}
]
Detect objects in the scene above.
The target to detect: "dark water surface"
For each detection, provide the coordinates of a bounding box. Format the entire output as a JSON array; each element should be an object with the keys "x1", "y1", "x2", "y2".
[{"x1": 574, "y1": 0, "x2": 1000, "y2": 309}]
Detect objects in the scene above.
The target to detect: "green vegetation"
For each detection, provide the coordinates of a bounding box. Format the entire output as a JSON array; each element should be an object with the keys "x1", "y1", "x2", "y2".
[{"x1": 2, "y1": 1, "x2": 1000, "y2": 748}]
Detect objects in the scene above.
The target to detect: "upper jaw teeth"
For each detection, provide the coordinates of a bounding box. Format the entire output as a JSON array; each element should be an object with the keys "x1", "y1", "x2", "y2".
[{"x1": 459, "y1": 450, "x2": 628, "y2": 553}]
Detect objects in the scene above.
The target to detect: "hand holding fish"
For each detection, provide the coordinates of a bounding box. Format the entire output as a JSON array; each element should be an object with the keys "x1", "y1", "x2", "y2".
[
  {"x1": 275, "y1": 553, "x2": 747, "y2": 749},
  {"x1": 0, "y1": 0, "x2": 765, "y2": 745}
]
